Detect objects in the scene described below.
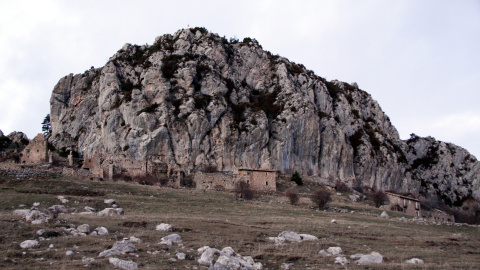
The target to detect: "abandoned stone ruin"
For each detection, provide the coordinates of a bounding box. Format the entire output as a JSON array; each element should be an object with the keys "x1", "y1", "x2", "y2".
[
  {"x1": 0, "y1": 132, "x2": 277, "y2": 193},
  {"x1": 194, "y1": 168, "x2": 277, "y2": 192}
]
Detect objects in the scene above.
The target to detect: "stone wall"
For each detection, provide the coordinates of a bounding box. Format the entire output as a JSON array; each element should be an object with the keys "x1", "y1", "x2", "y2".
[
  {"x1": 194, "y1": 169, "x2": 278, "y2": 191},
  {"x1": 0, "y1": 169, "x2": 61, "y2": 179},
  {"x1": 194, "y1": 171, "x2": 235, "y2": 190},
  {"x1": 431, "y1": 209, "x2": 455, "y2": 223},
  {"x1": 21, "y1": 134, "x2": 47, "y2": 164},
  {"x1": 1, "y1": 161, "x2": 21, "y2": 170}
]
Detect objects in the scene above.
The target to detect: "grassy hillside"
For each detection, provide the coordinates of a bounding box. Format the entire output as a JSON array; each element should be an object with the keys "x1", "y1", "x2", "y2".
[{"x1": 0, "y1": 176, "x2": 478, "y2": 269}]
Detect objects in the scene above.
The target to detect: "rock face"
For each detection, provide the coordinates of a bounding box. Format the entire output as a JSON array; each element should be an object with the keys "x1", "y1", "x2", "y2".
[{"x1": 48, "y1": 27, "x2": 479, "y2": 207}]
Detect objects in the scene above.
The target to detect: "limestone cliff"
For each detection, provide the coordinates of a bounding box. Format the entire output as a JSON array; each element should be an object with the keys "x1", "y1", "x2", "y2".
[{"x1": 49, "y1": 28, "x2": 479, "y2": 206}]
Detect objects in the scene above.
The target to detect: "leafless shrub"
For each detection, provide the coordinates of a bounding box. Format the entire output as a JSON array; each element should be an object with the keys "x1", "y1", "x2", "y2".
[
  {"x1": 310, "y1": 189, "x2": 331, "y2": 209},
  {"x1": 421, "y1": 195, "x2": 448, "y2": 212},
  {"x1": 451, "y1": 199, "x2": 480, "y2": 224},
  {"x1": 372, "y1": 190, "x2": 389, "y2": 208},
  {"x1": 112, "y1": 173, "x2": 132, "y2": 182},
  {"x1": 180, "y1": 175, "x2": 196, "y2": 188},
  {"x1": 120, "y1": 221, "x2": 147, "y2": 228},
  {"x1": 136, "y1": 173, "x2": 163, "y2": 186},
  {"x1": 335, "y1": 180, "x2": 351, "y2": 192},
  {"x1": 235, "y1": 180, "x2": 254, "y2": 200},
  {"x1": 63, "y1": 188, "x2": 106, "y2": 197},
  {"x1": 286, "y1": 189, "x2": 299, "y2": 205}
]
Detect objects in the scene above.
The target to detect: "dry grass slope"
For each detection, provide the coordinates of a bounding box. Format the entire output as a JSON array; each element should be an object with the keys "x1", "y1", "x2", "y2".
[{"x1": 0, "y1": 176, "x2": 479, "y2": 269}]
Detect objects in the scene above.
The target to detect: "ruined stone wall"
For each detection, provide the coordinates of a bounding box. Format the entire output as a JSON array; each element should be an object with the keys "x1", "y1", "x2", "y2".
[
  {"x1": 83, "y1": 153, "x2": 147, "y2": 179},
  {"x1": 20, "y1": 134, "x2": 47, "y2": 164},
  {"x1": 0, "y1": 161, "x2": 20, "y2": 170},
  {"x1": 0, "y1": 169, "x2": 61, "y2": 179},
  {"x1": 431, "y1": 210, "x2": 455, "y2": 223},
  {"x1": 194, "y1": 171, "x2": 235, "y2": 190}
]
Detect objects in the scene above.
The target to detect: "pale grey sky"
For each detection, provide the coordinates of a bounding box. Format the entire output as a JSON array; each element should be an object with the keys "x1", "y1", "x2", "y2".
[{"x1": 0, "y1": 0, "x2": 479, "y2": 158}]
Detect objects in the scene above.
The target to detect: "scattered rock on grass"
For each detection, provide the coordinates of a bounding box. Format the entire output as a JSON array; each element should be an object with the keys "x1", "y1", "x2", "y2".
[
  {"x1": 155, "y1": 223, "x2": 173, "y2": 232},
  {"x1": 13, "y1": 209, "x2": 31, "y2": 216},
  {"x1": 327, "y1": 247, "x2": 343, "y2": 255},
  {"x1": 57, "y1": 196, "x2": 69, "y2": 204},
  {"x1": 108, "y1": 257, "x2": 138, "y2": 270},
  {"x1": 405, "y1": 258, "x2": 424, "y2": 264},
  {"x1": 99, "y1": 239, "x2": 136, "y2": 258},
  {"x1": 197, "y1": 247, "x2": 220, "y2": 266},
  {"x1": 197, "y1": 246, "x2": 262, "y2": 269},
  {"x1": 278, "y1": 231, "x2": 301, "y2": 242},
  {"x1": 176, "y1": 252, "x2": 186, "y2": 260},
  {"x1": 268, "y1": 231, "x2": 318, "y2": 245},
  {"x1": 380, "y1": 211, "x2": 389, "y2": 218},
  {"x1": 298, "y1": 234, "x2": 318, "y2": 241},
  {"x1": 82, "y1": 257, "x2": 95, "y2": 263},
  {"x1": 77, "y1": 224, "x2": 90, "y2": 234},
  {"x1": 129, "y1": 236, "x2": 141, "y2": 243},
  {"x1": 20, "y1": 240, "x2": 39, "y2": 249},
  {"x1": 159, "y1": 234, "x2": 182, "y2": 246},
  {"x1": 335, "y1": 256, "x2": 349, "y2": 265},
  {"x1": 97, "y1": 208, "x2": 124, "y2": 216},
  {"x1": 104, "y1": 199, "x2": 116, "y2": 205},
  {"x1": 93, "y1": 227, "x2": 109, "y2": 236},
  {"x1": 352, "y1": 252, "x2": 383, "y2": 265}
]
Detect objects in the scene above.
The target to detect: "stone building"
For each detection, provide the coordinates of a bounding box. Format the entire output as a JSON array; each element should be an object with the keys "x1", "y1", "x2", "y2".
[
  {"x1": 194, "y1": 168, "x2": 278, "y2": 191},
  {"x1": 430, "y1": 209, "x2": 455, "y2": 223},
  {"x1": 386, "y1": 192, "x2": 421, "y2": 217},
  {"x1": 234, "y1": 168, "x2": 277, "y2": 191},
  {"x1": 21, "y1": 134, "x2": 47, "y2": 164}
]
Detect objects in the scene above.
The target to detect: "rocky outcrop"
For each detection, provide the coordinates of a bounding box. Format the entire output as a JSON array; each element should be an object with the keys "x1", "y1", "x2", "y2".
[{"x1": 48, "y1": 27, "x2": 480, "y2": 207}]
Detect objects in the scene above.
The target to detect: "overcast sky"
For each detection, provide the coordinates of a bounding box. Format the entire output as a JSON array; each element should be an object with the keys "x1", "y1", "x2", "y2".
[{"x1": 0, "y1": 0, "x2": 479, "y2": 158}]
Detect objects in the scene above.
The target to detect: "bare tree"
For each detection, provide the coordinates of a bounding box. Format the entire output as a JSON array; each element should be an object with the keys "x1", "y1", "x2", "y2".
[
  {"x1": 234, "y1": 180, "x2": 254, "y2": 200},
  {"x1": 372, "y1": 190, "x2": 389, "y2": 208},
  {"x1": 311, "y1": 189, "x2": 331, "y2": 209},
  {"x1": 286, "y1": 189, "x2": 299, "y2": 205}
]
